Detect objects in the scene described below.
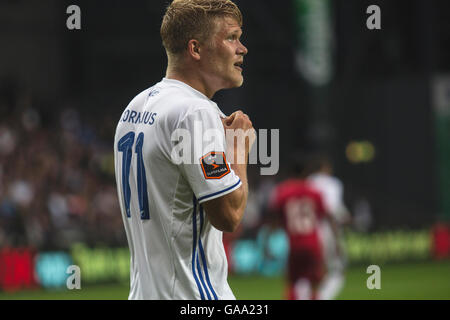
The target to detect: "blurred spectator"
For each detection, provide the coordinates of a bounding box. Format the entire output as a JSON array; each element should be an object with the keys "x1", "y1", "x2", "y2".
[
  {"x1": 352, "y1": 197, "x2": 373, "y2": 233},
  {"x1": 0, "y1": 86, "x2": 123, "y2": 250}
]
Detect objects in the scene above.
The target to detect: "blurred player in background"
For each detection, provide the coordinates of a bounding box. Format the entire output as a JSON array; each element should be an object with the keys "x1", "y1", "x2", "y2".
[
  {"x1": 306, "y1": 154, "x2": 351, "y2": 300},
  {"x1": 114, "y1": 0, "x2": 254, "y2": 299},
  {"x1": 269, "y1": 156, "x2": 339, "y2": 300}
]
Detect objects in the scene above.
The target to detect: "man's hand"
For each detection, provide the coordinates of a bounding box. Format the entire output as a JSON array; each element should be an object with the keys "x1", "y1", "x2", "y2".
[{"x1": 221, "y1": 110, "x2": 256, "y2": 164}]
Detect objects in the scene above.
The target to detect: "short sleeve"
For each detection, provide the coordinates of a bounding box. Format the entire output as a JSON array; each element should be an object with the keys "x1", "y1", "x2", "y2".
[{"x1": 175, "y1": 107, "x2": 241, "y2": 204}]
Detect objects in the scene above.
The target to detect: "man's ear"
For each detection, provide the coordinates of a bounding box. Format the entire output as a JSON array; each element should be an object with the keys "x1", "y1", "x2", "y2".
[{"x1": 187, "y1": 39, "x2": 201, "y2": 61}]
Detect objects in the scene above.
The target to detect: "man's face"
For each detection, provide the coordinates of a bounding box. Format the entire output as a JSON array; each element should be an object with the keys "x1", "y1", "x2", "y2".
[{"x1": 200, "y1": 16, "x2": 248, "y2": 90}]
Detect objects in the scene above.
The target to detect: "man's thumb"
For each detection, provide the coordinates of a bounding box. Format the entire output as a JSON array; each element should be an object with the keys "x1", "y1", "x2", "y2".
[{"x1": 223, "y1": 113, "x2": 237, "y2": 126}]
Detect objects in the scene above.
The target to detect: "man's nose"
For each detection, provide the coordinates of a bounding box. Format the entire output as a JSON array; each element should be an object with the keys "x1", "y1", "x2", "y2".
[{"x1": 237, "y1": 41, "x2": 248, "y2": 56}]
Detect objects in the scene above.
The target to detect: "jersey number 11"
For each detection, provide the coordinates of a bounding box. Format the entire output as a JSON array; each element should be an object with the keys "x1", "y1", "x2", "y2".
[{"x1": 117, "y1": 131, "x2": 150, "y2": 220}]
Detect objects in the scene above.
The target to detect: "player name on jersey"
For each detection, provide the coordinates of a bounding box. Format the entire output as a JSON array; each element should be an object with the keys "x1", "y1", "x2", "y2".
[{"x1": 120, "y1": 110, "x2": 157, "y2": 125}]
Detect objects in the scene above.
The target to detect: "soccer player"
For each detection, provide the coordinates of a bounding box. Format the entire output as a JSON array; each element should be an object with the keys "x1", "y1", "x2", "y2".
[
  {"x1": 269, "y1": 157, "x2": 338, "y2": 300},
  {"x1": 306, "y1": 155, "x2": 351, "y2": 300},
  {"x1": 114, "y1": 0, "x2": 254, "y2": 300}
]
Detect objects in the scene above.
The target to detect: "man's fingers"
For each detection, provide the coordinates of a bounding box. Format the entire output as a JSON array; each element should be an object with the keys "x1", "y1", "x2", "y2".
[
  {"x1": 225, "y1": 110, "x2": 250, "y2": 127},
  {"x1": 225, "y1": 117, "x2": 234, "y2": 126},
  {"x1": 221, "y1": 117, "x2": 228, "y2": 127},
  {"x1": 226, "y1": 110, "x2": 244, "y2": 123},
  {"x1": 224, "y1": 112, "x2": 254, "y2": 135},
  {"x1": 222, "y1": 115, "x2": 234, "y2": 127}
]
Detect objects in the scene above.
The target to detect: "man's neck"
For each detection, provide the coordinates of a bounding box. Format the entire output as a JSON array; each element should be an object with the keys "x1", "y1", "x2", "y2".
[{"x1": 166, "y1": 67, "x2": 216, "y2": 99}]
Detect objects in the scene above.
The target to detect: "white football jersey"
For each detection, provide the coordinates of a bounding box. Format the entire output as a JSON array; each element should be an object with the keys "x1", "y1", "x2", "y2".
[
  {"x1": 307, "y1": 173, "x2": 349, "y2": 224},
  {"x1": 114, "y1": 78, "x2": 241, "y2": 300},
  {"x1": 308, "y1": 173, "x2": 349, "y2": 272}
]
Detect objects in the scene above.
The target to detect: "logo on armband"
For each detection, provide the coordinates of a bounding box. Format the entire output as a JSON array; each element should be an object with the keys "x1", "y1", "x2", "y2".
[{"x1": 200, "y1": 151, "x2": 230, "y2": 179}]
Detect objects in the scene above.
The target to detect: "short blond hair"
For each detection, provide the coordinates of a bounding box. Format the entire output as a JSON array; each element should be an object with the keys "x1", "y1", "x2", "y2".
[{"x1": 160, "y1": 0, "x2": 243, "y2": 55}]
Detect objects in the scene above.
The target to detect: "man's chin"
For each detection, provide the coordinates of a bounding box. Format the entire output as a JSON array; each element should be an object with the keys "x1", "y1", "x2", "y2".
[
  {"x1": 232, "y1": 76, "x2": 244, "y2": 88},
  {"x1": 220, "y1": 76, "x2": 244, "y2": 90}
]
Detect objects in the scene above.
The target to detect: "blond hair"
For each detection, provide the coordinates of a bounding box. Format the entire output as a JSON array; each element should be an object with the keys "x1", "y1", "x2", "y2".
[{"x1": 160, "y1": 0, "x2": 243, "y2": 55}]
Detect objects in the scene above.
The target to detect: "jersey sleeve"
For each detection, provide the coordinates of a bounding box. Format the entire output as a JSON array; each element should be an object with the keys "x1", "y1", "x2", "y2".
[{"x1": 176, "y1": 107, "x2": 242, "y2": 204}]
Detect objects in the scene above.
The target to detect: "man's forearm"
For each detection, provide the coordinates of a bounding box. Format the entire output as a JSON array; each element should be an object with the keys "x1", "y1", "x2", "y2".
[
  {"x1": 220, "y1": 112, "x2": 255, "y2": 230},
  {"x1": 230, "y1": 161, "x2": 249, "y2": 218},
  {"x1": 202, "y1": 160, "x2": 249, "y2": 233}
]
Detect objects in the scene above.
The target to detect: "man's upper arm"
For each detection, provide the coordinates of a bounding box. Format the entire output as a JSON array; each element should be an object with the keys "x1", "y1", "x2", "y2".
[{"x1": 201, "y1": 184, "x2": 245, "y2": 232}]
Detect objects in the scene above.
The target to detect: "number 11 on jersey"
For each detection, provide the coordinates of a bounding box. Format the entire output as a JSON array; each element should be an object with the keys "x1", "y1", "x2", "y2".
[{"x1": 117, "y1": 131, "x2": 150, "y2": 220}]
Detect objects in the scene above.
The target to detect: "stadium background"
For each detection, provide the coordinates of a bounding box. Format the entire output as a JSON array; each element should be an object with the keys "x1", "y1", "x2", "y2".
[{"x1": 0, "y1": 0, "x2": 449, "y2": 299}]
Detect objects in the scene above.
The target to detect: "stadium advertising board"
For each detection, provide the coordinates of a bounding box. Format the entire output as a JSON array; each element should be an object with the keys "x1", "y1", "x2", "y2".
[{"x1": 0, "y1": 228, "x2": 446, "y2": 291}]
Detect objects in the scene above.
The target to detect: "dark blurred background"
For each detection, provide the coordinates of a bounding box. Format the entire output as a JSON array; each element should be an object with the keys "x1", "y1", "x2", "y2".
[{"x1": 0, "y1": 0, "x2": 449, "y2": 250}]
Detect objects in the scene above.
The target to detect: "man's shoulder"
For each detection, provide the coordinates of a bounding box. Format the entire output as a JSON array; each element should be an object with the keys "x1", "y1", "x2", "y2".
[
  {"x1": 277, "y1": 179, "x2": 308, "y2": 190},
  {"x1": 308, "y1": 174, "x2": 342, "y2": 192},
  {"x1": 160, "y1": 96, "x2": 216, "y2": 126},
  {"x1": 128, "y1": 84, "x2": 212, "y2": 117},
  {"x1": 126, "y1": 86, "x2": 154, "y2": 107},
  {"x1": 156, "y1": 84, "x2": 212, "y2": 110},
  {"x1": 275, "y1": 179, "x2": 323, "y2": 200}
]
